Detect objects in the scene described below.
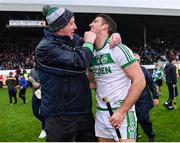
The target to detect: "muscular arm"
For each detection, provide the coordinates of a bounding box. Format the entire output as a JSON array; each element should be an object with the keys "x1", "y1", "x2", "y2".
[
  {"x1": 109, "y1": 62, "x2": 146, "y2": 128},
  {"x1": 120, "y1": 62, "x2": 145, "y2": 113}
]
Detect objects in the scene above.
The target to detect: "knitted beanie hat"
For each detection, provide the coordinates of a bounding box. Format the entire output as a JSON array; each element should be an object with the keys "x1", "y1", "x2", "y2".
[{"x1": 42, "y1": 5, "x2": 73, "y2": 32}]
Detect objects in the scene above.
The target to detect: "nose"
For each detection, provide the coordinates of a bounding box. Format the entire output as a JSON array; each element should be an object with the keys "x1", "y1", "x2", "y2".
[
  {"x1": 74, "y1": 24, "x2": 77, "y2": 30},
  {"x1": 89, "y1": 22, "x2": 93, "y2": 27}
]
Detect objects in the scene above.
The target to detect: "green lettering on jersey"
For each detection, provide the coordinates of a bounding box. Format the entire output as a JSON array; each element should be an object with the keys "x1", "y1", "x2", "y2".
[
  {"x1": 105, "y1": 66, "x2": 111, "y2": 73},
  {"x1": 91, "y1": 53, "x2": 115, "y2": 66},
  {"x1": 92, "y1": 66, "x2": 112, "y2": 75}
]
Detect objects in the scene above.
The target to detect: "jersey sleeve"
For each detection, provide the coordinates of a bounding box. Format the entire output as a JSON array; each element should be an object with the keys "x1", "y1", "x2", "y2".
[{"x1": 110, "y1": 43, "x2": 136, "y2": 69}]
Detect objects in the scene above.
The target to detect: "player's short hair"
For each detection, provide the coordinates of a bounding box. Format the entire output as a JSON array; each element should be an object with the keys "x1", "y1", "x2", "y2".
[{"x1": 96, "y1": 14, "x2": 117, "y2": 35}]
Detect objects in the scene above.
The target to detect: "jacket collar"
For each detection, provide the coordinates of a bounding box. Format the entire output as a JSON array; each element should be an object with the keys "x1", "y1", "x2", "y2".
[{"x1": 43, "y1": 28, "x2": 72, "y2": 45}]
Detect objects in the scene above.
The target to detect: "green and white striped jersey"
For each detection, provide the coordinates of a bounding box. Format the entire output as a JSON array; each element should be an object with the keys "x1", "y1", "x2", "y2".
[{"x1": 90, "y1": 38, "x2": 136, "y2": 109}]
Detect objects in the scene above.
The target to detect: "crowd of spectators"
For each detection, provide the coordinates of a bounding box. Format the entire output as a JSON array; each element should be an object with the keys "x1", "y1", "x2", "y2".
[
  {"x1": 130, "y1": 38, "x2": 180, "y2": 65},
  {"x1": 0, "y1": 38, "x2": 180, "y2": 70},
  {"x1": 0, "y1": 40, "x2": 37, "y2": 70}
]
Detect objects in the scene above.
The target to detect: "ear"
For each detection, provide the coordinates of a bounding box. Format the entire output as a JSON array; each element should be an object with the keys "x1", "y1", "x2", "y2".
[
  {"x1": 102, "y1": 23, "x2": 109, "y2": 31},
  {"x1": 55, "y1": 29, "x2": 63, "y2": 35}
]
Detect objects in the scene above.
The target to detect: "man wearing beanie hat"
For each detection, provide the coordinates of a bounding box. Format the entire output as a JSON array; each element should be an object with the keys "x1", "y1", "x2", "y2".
[
  {"x1": 42, "y1": 5, "x2": 74, "y2": 32},
  {"x1": 35, "y1": 5, "x2": 97, "y2": 142},
  {"x1": 35, "y1": 5, "x2": 121, "y2": 142}
]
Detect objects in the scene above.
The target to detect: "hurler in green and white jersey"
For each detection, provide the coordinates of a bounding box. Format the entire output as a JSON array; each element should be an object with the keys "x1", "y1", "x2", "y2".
[
  {"x1": 90, "y1": 38, "x2": 136, "y2": 110},
  {"x1": 89, "y1": 14, "x2": 145, "y2": 142},
  {"x1": 90, "y1": 38, "x2": 137, "y2": 141}
]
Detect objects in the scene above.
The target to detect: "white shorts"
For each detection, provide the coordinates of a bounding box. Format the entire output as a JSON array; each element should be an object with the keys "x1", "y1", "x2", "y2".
[{"x1": 95, "y1": 108, "x2": 137, "y2": 141}]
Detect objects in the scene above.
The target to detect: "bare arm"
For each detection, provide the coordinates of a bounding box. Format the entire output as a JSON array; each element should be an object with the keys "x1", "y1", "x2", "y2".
[
  {"x1": 120, "y1": 62, "x2": 146, "y2": 113},
  {"x1": 109, "y1": 62, "x2": 146, "y2": 128}
]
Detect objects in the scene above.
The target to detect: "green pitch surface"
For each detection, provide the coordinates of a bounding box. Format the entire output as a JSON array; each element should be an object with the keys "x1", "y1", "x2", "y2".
[
  {"x1": 0, "y1": 88, "x2": 44, "y2": 142},
  {"x1": 0, "y1": 80, "x2": 180, "y2": 142}
]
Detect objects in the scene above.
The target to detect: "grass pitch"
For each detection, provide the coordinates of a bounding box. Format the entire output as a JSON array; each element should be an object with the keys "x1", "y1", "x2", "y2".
[{"x1": 0, "y1": 80, "x2": 180, "y2": 142}]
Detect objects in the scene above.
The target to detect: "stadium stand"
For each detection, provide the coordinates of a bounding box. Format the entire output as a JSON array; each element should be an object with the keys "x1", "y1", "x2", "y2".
[
  {"x1": 0, "y1": 41, "x2": 36, "y2": 70},
  {"x1": 0, "y1": 12, "x2": 180, "y2": 73}
]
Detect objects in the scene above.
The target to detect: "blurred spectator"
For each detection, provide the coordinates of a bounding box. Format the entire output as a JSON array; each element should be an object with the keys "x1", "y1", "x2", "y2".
[
  {"x1": 152, "y1": 63, "x2": 164, "y2": 95},
  {"x1": 163, "y1": 51, "x2": 178, "y2": 110},
  {"x1": 0, "y1": 74, "x2": 3, "y2": 88},
  {"x1": 15, "y1": 66, "x2": 21, "y2": 85},
  {"x1": 6, "y1": 72, "x2": 17, "y2": 105},
  {"x1": 23, "y1": 69, "x2": 29, "y2": 87},
  {"x1": 19, "y1": 74, "x2": 27, "y2": 104}
]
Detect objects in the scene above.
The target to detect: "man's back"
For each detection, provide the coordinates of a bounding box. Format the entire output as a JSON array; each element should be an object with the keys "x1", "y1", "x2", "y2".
[
  {"x1": 164, "y1": 62, "x2": 177, "y2": 84},
  {"x1": 6, "y1": 76, "x2": 16, "y2": 90}
]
